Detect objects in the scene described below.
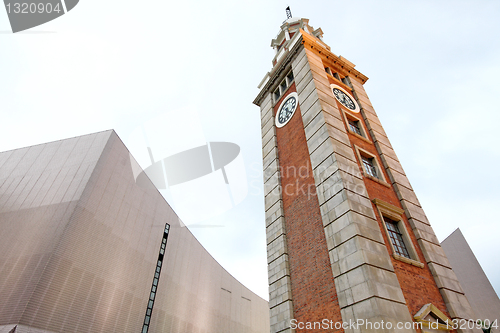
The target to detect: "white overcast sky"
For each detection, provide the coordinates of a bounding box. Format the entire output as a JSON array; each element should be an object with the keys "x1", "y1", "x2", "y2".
[{"x1": 1, "y1": 0, "x2": 499, "y2": 301}]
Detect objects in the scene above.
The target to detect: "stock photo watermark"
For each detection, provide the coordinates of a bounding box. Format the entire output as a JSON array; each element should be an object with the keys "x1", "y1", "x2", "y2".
[
  {"x1": 256, "y1": 161, "x2": 366, "y2": 201},
  {"x1": 290, "y1": 318, "x2": 499, "y2": 331},
  {"x1": 3, "y1": 0, "x2": 79, "y2": 33},
  {"x1": 128, "y1": 107, "x2": 248, "y2": 227}
]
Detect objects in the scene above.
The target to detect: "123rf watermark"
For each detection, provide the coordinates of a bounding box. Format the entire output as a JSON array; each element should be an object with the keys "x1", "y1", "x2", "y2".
[{"x1": 290, "y1": 318, "x2": 499, "y2": 331}]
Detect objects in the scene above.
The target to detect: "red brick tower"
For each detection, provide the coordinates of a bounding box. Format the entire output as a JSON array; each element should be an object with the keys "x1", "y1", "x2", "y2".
[{"x1": 253, "y1": 17, "x2": 479, "y2": 333}]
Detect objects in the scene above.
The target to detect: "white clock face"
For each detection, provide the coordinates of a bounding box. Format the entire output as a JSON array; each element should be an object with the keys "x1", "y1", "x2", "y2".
[
  {"x1": 330, "y1": 84, "x2": 360, "y2": 113},
  {"x1": 275, "y1": 92, "x2": 299, "y2": 128}
]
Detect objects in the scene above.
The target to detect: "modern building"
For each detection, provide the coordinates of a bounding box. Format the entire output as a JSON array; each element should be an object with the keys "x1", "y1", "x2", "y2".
[
  {"x1": 254, "y1": 17, "x2": 479, "y2": 332},
  {"x1": 442, "y1": 229, "x2": 500, "y2": 331},
  {"x1": 0, "y1": 130, "x2": 269, "y2": 333}
]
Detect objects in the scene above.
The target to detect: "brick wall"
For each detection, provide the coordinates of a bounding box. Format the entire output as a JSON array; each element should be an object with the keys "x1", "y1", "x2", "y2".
[
  {"x1": 274, "y1": 83, "x2": 344, "y2": 332},
  {"x1": 330, "y1": 77, "x2": 453, "y2": 321}
]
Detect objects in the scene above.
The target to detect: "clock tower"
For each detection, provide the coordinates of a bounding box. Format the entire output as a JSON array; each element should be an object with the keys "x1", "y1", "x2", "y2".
[{"x1": 254, "y1": 17, "x2": 479, "y2": 333}]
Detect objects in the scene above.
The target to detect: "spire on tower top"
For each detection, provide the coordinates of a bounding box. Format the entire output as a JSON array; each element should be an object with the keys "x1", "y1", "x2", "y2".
[{"x1": 285, "y1": 6, "x2": 292, "y2": 19}]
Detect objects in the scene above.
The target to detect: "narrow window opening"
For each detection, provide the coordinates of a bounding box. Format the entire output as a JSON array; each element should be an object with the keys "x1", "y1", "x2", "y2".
[
  {"x1": 361, "y1": 156, "x2": 378, "y2": 178},
  {"x1": 341, "y1": 76, "x2": 351, "y2": 87},
  {"x1": 348, "y1": 119, "x2": 362, "y2": 136},
  {"x1": 280, "y1": 81, "x2": 287, "y2": 93},
  {"x1": 142, "y1": 223, "x2": 170, "y2": 333},
  {"x1": 384, "y1": 217, "x2": 411, "y2": 259},
  {"x1": 273, "y1": 70, "x2": 294, "y2": 106},
  {"x1": 274, "y1": 89, "x2": 280, "y2": 102}
]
